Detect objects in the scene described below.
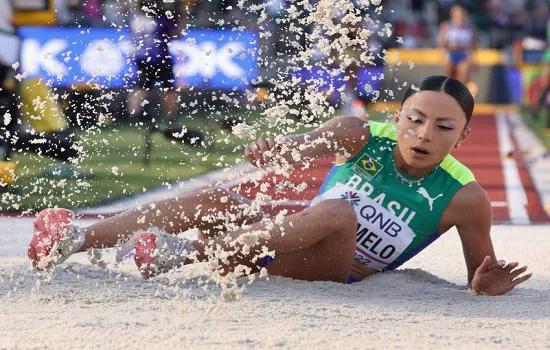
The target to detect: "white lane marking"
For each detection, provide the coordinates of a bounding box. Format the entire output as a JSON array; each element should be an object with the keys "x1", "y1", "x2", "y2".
[
  {"x1": 495, "y1": 112, "x2": 530, "y2": 224},
  {"x1": 508, "y1": 112, "x2": 550, "y2": 218}
]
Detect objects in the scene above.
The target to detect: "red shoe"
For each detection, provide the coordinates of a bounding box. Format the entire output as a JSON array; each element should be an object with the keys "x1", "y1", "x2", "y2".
[
  {"x1": 131, "y1": 231, "x2": 190, "y2": 280},
  {"x1": 28, "y1": 208, "x2": 85, "y2": 271}
]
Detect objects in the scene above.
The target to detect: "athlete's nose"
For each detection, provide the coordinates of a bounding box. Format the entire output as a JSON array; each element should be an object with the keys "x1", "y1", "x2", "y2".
[{"x1": 417, "y1": 124, "x2": 433, "y2": 142}]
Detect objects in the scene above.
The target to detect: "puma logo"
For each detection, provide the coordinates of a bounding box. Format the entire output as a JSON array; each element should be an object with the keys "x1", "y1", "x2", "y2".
[{"x1": 417, "y1": 187, "x2": 443, "y2": 211}]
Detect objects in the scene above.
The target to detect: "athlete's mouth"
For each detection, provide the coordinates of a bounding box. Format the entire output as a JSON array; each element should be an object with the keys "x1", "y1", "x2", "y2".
[{"x1": 411, "y1": 146, "x2": 430, "y2": 155}]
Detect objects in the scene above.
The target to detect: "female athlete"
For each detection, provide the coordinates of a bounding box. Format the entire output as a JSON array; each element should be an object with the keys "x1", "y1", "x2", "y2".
[
  {"x1": 438, "y1": 4, "x2": 478, "y2": 85},
  {"x1": 28, "y1": 75, "x2": 531, "y2": 296}
]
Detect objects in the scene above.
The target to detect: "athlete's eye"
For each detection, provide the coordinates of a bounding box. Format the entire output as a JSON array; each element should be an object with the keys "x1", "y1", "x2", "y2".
[
  {"x1": 407, "y1": 116, "x2": 422, "y2": 123},
  {"x1": 438, "y1": 125, "x2": 454, "y2": 130}
]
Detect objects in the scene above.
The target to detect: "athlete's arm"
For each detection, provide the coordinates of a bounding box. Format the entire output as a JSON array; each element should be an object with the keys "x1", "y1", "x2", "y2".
[
  {"x1": 470, "y1": 25, "x2": 479, "y2": 52},
  {"x1": 244, "y1": 116, "x2": 370, "y2": 168},
  {"x1": 437, "y1": 22, "x2": 448, "y2": 50},
  {"x1": 452, "y1": 183, "x2": 532, "y2": 296},
  {"x1": 452, "y1": 183, "x2": 496, "y2": 281}
]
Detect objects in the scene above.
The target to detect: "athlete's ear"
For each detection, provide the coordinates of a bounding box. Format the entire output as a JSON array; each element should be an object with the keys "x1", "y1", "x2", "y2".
[
  {"x1": 393, "y1": 109, "x2": 401, "y2": 124},
  {"x1": 455, "y1": 125, "x2": 471, "y2": 148}
]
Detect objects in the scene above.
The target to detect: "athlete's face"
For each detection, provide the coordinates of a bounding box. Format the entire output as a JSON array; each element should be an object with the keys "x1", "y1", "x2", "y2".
[
  {"x1": 394, "y1": 90, "x2": 471, "y2": 169},
  {"x1": 451, "y1": 6, "x2": 467, "y2": 26}
]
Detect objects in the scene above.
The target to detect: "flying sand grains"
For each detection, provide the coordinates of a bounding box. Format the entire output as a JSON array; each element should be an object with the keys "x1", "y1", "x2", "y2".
[
  {"x1": 232, "y1": 122, "x2": 257, "y2": 139},
  {"x1": 3, "y1": 112, "x2": 11, "y2": 126},
  {"x1": 0, "y1": 0, "x2": 402, "y2": 303}
]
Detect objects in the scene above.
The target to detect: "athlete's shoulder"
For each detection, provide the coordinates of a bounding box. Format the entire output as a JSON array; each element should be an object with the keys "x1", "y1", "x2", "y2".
[
  {"x1": 439, "y1": 157, "x2": 487, "y2": 228},
  {"x1": 439, "y1": 154, "x2": 476, "y2": 186},
  {"x1": 447, "y1": 181, "x2": 492, "y2": 228},
  {"x1": 368, "y1": 121, "x2": 397, "y2": 141}
]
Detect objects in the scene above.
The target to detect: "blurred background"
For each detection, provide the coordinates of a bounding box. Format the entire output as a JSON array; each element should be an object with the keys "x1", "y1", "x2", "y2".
[{"x1": 0, "y1": 0, "x2": 549, "y2": 212}]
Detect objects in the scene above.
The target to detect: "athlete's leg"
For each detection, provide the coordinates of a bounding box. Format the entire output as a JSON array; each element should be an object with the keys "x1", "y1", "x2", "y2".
[
  {"x1": 80, "y1": 188, "x2": 263, "y2": 251},
  {"x1": 128, "y1": 60, "x2": 152, "y2": 118},
  {"x1": 265, "y1": 230, "x2": 357, "y2": 283},
  {"x1": 455, "y1": 60, "x2": 471, "y2": 84},
  {"x1": 190, "y1": 198, "x2": 358, "y2": 283},
  {"x1": 127, "y1": 88, "x2": 147, "y2": 117},
  {"x1": 442, "y1": 53, "x2": 455, "y2": 79},
  {"x1": 158, "y1": 58, "x2": 178, "y2": 121},
  {"x1": 161, "y1": 89, "x2": 178, "y2": 121}
]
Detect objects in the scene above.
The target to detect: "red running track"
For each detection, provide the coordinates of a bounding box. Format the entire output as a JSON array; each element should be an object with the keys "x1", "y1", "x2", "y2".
[
  {"x1": 2, "y1": 114, "x2": 546, "y2": 224},
  {"x1": 230, "y1": 114, "x2": 549, "y2": 224}
]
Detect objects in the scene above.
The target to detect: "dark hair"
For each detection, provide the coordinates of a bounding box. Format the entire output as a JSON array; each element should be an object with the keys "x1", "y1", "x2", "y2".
[
  {"x1": 400, "y1": 75, "x2": 474, "y2": 124},
  {"x1": 451, "y1": 3, "x2": 470, "y2": 13}
]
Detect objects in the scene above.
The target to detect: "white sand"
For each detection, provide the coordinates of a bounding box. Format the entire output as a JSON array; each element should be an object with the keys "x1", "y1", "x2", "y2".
[{"x1": 1, "y1": 217, "x2": 549, "y2": 349}]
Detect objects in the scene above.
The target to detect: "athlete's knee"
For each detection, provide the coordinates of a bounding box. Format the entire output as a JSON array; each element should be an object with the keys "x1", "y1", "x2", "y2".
[{"x1": 315, "y1": 199, "x2": 357, "y2": 236}]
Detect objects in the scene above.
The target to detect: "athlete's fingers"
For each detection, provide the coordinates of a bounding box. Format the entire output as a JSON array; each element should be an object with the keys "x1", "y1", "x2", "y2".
[
  {"x1": 245, "y1": 144, "x2": 260, "y2": 164},
  {"x1": 250, "y1": 142, "x2": 261, "y2": 161},
  {"x1": 274, "y1": 136, "x2": 291, "y2": 156},
  {"x1": 266, "y1": 136, "x2": 276, "y2": 151},
  {"x1": 488, "y1": 258, "x2": 506, "y2": 270},
  {"x1": 244, "y1": 146, "x2": 256, "y2": 165},
  {"x1": 510, "y1": 265, "x2": 528, "y2": 279},
  {"x1": 504, "y1": 262, "x2": 519, "y2": 272},
  {"x1": 512, "y1": 273, "x2": 533, "y2": 287},
  {"x1": 246, "y1": 143, "x2": 262, "y2": 166},
  {"x1": 476, "y1": 255, "x2": 492, "y2": 273},
  {"x1": 256, "y1": 138, "x2": 270, "y2": 153}
]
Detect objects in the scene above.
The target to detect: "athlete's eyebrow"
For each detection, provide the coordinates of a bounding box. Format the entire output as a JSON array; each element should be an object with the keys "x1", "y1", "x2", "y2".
[
  {"x1": 409, "y1": 108, "x2": 427, "y2": 119},
  {"x1": 436, "y1": 116, "x2": 457, "y2": 122},
  {"x1": 410, "y1": 108, "x2": 456, "y2": 122}
]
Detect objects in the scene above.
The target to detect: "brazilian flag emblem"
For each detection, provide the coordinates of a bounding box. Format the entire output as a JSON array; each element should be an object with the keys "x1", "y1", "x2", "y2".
[
  {"x1": 361, "y1": 159, "x2": 377, "y2": 172},
  {"x1": 353, "y1": 155, "x2": 383, "y2": 180}
]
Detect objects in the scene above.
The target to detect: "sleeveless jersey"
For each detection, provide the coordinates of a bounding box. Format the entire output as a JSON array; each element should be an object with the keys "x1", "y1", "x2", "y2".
[
  {"x1": 446, "y1": 22, "x2": 473, "y2": 49},
  {"x1": 309, "y1": 121, "x2": 476, "y2": 272}
]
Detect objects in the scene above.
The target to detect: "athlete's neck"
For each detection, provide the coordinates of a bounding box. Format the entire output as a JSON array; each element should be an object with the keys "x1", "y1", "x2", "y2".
[{"x1": 392, "y1": 147, "x2": 439, "y2": 178}]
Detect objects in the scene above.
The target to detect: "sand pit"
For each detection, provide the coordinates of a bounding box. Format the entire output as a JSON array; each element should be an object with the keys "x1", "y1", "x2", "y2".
[{"x1": 1, "y1": 217, "x2": 549, "y2": 349}]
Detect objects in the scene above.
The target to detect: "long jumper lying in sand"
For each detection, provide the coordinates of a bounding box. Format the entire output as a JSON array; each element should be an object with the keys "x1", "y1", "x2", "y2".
[{"x1": 28, "y1": 75, "x2": 531, "y2": 296}]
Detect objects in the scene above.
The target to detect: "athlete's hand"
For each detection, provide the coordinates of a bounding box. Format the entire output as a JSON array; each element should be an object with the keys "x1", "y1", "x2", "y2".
[
  {"x1": 470, "y1": 256, "x2": 532, "y2": 296},
  {"x1": 244, "y1": 136, "x2": 289, "y2": 168}
]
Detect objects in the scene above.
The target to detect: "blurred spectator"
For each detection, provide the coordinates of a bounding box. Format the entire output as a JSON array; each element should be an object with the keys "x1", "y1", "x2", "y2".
[
  {"x1": 57, "y1": 0, "x2": 106, "y2": 27},
  {"x1": 127, "y1": 0, "x2": 179, "y2": 122},
  {"x1": 437, "y1": 0, "x2": 458, "y2": 24},
  {"x1": 56, "y1": 0, "x2": 87, "y2": 26},
  {"x1": 486, "y1": 0, "x2": 526, "y2": 48},
  {"x1": 531, "y1": 16, "x2": 550, "y2": 119},
  {"x1": 526, "y1": 0, "x2": 550, "y2": 40},
  {"x1": 54, "y1": 0, "x2": 72, "y2": 26},
  {"x1": 103, "y1": 0, "x2": 127, "y2": 27},
  {"x1": 438, "y1": 3, "x2": 478, "y2": 84},
  {"x1": 0, "y1": 0, "x2": 14, "y2": 33},
  {"x1": 0, "y1": 0, "x2": 15, "y2": 160},
  {"x1": 82, "y1": 0, "x2": 105, "y2": 27}
]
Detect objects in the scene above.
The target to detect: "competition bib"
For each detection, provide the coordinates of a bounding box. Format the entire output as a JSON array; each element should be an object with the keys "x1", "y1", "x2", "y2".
[{"x1": 310, "y1": 183, "x2": 416, "y2": 271}]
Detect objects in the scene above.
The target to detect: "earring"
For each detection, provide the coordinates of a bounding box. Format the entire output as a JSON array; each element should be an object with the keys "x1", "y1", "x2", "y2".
[{"x1": 455, "y1": 137, "x2": 463, "y2": 148}]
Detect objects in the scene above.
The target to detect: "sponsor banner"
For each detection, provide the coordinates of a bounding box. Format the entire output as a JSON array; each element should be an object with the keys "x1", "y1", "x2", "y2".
[{"x1": 17, "y1": 27, "x2": 259, "y2": 90}]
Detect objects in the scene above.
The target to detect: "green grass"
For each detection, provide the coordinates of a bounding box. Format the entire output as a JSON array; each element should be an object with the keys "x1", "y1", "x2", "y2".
[
  {"x1": 520, "y1": 106, "x2": 550, "y2": 150},
  {"x1": 2, "y1": 108, "x2": 389, "y2": 212}
]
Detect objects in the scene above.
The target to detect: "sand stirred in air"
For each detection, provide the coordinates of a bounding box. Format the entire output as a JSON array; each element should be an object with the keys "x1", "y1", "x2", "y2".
[{"x1": 1, "y1": 217, "x2": 549, "y2": 349}]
